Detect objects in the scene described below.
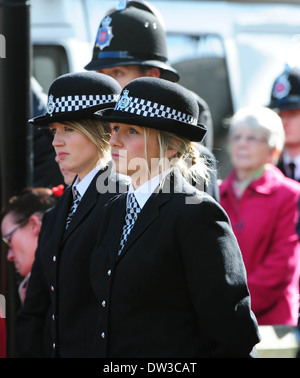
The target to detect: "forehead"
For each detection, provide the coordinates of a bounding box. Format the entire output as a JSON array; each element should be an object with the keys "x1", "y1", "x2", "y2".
[
  {"x1": 1, "y1": 213, "x2": 15, "y2": 232},
  {"x1": 279, "y1": 108, "x2": 300, "y2": 117},
  {"x1": 49, "y1": 122, "x2": 67, "y2": 128}
]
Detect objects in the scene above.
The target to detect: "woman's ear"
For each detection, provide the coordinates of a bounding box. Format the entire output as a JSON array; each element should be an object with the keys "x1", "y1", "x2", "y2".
[
  {"x1": 28, "y1": 214, "x2": 42, "y2": 237},
  {"x1": 145, "y1": 67, "x2": 161, "y2": 78},
  {"x1": 167, "y1": 148, "x2": 178, "y2": 159},
  {"x1": 270, "y1": 147, "x2": 281, "y2": 164},
  {"x1": 167, "y1": 136, "x2": 181, "y2": 159}
]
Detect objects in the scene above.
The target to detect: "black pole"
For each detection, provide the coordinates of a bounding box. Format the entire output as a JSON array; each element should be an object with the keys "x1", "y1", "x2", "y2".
[{"x1": 0, "y1": 0, "x2": 31, "y2": 357}]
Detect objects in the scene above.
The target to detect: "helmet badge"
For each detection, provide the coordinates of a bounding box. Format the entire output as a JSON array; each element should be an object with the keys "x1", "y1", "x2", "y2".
[
  {"x1": 47, "y1": 94, "x2": 55, "y2": 116},
  {"x1": 116, "y1": 0, "x2": 127, "y2": 11},
  {"x1": 118, "y1": 89, "x2": 131, "y2": 110},
  {"x1": 96, "y1": 16, "x2": 114, "y2": 50},
  {"x1": 273, "y1": 73, "x2": 291, "y2": 99}
]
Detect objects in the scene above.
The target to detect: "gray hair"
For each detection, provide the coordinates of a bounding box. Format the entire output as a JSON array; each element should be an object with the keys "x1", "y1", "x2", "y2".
[{"x1": 230, "y1": 106, "x2": 285, "y2": 153}]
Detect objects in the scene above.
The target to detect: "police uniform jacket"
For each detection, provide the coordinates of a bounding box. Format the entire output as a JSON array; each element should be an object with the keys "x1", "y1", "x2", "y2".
[
  {"x1": 277, "y1": 159, "x2": 300, "y2": 183},
  {"x1": 17, "y1": 165, "x2": 128, "y2": 358},
  {"x1": 90, "y1": 170, "x2": 260, "y2": 358}
]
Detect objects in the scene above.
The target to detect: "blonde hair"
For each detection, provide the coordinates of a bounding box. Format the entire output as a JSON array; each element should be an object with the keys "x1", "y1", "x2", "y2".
[
  {"x1": 143, "y1": 128, "x2": 211, "y2": 187},
  {"x1": 64, "y1": 119, "x2": 111, "y2": 165}
]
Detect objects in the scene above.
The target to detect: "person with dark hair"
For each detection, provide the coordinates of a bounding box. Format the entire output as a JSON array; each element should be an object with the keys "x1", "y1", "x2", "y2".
[
  {"x1": 1, "y1": 187, "x2": 59, "y2": 304},
  {"x1": 90, "y1": 77, "x2": 260, "y2": 358},
  {"x1": 269, "y1": 66, "x2": 300, "y2": 182},
  {"x1": 31, "y1": 77, "x2": 65, "y2": 187}
]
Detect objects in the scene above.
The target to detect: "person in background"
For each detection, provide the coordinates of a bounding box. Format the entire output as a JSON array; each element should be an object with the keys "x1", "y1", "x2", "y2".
[
  {"x1": 17, "y1": 72, "x2": 128, "y2": 358},
  {"x1": 31, "y1": 77, "x2": 64, "y2": 187},
  {"x1": 220, "y1": 106, "x2": 300, "y2": 326},
  {"x1": 1, "y1": 188, "x2": 60, "y2": 304},
  {"x1": 269, "y1": 65, "x2": 300, "y2": 182},
  {"x1": 90, "y1": 76, "x2": 260, "y2": 358},
  {"x1": 85, "y1": 0, "x2": 219, "y2": 201}
]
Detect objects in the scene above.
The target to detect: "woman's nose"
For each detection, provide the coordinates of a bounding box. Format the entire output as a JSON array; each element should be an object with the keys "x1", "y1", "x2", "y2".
[
  {"x1": 6, "y1": 248, "x2": 14, "y2": 262},
  {"x1": 52, "y1": 131, "x2": 65, "y2": 147},
  {"x1": 110, "y1": 131, "x2": 122, "y2": 147}
]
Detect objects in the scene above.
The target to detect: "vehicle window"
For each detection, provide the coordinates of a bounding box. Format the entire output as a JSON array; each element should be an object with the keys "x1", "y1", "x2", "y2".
[
  {"x1": 33, "y1": 45, "x2": 69, "y2": 93},
  {"x1": 167, "y1": 33, "x2": 233, "y2": 134}
]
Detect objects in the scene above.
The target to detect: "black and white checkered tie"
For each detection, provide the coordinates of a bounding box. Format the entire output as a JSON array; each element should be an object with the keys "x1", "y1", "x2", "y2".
[
  {"x1": 65, "y1": 186, "x2": 81, "y2": 230},
  {"x1": 118, "y1": 193, "x2": 141, "y2": 256}
]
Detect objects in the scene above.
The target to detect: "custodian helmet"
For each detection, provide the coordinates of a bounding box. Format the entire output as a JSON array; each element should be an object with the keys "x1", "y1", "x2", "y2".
[
  {"x1": 84, "y1": 0, "x2": 179, "y2": 82},
  {"x1": 269, "y1": 66, "x2": 300, "y2": 112}
]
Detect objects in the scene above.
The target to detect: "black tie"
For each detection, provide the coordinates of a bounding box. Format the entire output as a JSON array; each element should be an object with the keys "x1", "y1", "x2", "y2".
[
  {"x1": 65, "y1": 186, "x2": 81, "y2": 230},
  {"x1": 288, "y1": 161, "x2": 296, "y2": 180},
  {"x1": 118, "y1": 193, "x2": 141, "y2": 256}
]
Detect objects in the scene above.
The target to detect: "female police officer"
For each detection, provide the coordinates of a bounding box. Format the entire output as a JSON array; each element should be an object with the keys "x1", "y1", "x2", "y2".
[
  {"x1": 17, "y1": 71, "x2": 128, "y2": 357},
  {"x1": 90, "y1": 77, "x2": 260, "y2": 358}
]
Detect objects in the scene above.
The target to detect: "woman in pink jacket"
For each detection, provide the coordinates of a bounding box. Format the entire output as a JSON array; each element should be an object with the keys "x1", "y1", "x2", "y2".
[{"x1": 220, "y1": 106, "x2": 300, "y2": 325}]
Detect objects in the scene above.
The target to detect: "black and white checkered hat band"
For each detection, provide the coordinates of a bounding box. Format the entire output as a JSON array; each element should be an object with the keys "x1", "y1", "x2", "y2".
[
  {"x1": 116, "y1": 95, "x2": 198, "y2": 126},
  {"x1": 47, "y1": 94, "x2": 119, "y2": 115}
]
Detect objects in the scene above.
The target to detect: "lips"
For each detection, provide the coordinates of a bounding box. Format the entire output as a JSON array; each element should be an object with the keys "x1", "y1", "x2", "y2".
[{"x1": 57, "y1": 152, "x2": 68, "y2": 159}]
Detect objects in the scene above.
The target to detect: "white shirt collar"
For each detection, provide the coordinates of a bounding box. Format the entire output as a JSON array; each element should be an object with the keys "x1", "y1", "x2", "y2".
[
  {"x1": 73, "y1": 163, "x2": 105, "y2": 198},
  {"x1": 128, "y1": 169, "x2": 171, "y2": 210}
]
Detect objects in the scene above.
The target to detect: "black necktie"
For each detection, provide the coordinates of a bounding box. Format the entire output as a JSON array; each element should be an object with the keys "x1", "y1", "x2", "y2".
[
  {"x1": 118, "y1": 193, "x2": 141, "y2": 256},
  {"x1": 288, "y1": 161, "x2": 296, "y2": 180},
  {"x1": 65, "y1": 186, "x2": 81, "y2": 230}
]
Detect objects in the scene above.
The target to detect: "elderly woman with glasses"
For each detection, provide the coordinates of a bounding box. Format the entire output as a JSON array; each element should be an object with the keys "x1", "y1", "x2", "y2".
[{"x1": 220, "y1": 106, "x2": 300, "y2": 326}]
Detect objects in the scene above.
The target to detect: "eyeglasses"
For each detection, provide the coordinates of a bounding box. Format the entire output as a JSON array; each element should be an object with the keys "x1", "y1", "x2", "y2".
[
  {"x1": 2, "y1": 217, "x2": 29, "y2": 247},
  {"x1": 230, "y1": 134, "x2": 267, "y2": 146}
]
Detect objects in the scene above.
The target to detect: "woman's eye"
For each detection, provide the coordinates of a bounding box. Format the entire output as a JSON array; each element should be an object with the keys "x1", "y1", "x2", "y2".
[
  {"x1": 112, "y1": 126, "x2": 120, "y2": 132},
  {"x1": 64, "y1": 127, "x2": 73, "y2": 132},
  {"x1": 129, "y1": 128, "x2": 138, "y2": 134},
  {"x1": 114, "y1": 70, "x2": 122, "y2": 78},
  {"x1": 49, "y1": 128, "x2": 56, "y2": 136}
]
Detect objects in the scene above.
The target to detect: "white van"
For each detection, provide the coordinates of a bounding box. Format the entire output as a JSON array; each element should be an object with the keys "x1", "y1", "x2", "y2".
[{"x1": 31, "y1": 0, "x2": 300, "y2": 177}]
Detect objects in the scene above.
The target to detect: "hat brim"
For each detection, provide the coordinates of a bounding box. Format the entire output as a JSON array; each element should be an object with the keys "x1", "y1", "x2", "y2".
[
  {"x1": 29, "y1": 103, "x2": 116, "y2": 127},
  {"x1": 94, "y1": 108, "x2": 207, "y2": 142},
  {"x1": 84, "y1": 59, "x2": 179, "y2": 83},
  {"x1": 269, "y1": 96, "x2": 300, "y2": 112}
]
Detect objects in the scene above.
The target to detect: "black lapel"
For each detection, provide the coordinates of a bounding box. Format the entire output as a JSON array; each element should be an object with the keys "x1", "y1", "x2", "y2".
[
  {"x1": 106, "y1": 193, "x2": 127, "y2": 264},
  {"x1": 52, "y1": 186, "x2": 73, "y2": 251},
  {"x1": 62, "y1": 169, "x2": 103, "y2": 242},
  {"x1": 115, "y1": 173, "x2": 178, "y2": 262}
]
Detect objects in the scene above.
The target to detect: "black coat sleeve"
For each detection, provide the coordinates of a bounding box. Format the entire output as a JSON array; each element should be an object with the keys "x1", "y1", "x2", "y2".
[{"x1": 178, "y1": 196, "x2": 260, "y2": 357}]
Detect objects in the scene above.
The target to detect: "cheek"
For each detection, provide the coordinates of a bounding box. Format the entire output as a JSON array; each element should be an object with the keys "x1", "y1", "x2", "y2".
[
  {"x1": 116, "y1": 77, "x2": 130, "y2": 89},
  {"x1": 127, "y1": 140, "x2": 145, "y2": 161}
]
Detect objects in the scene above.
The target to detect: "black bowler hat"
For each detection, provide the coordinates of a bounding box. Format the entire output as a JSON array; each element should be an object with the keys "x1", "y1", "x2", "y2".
[
  {"x1": 94, "y1": 77, "x2": 207, "y2": 142},
  {"x1": 29, "y1": 71, "x2": 122, "y2": 126},
  {"x1": 84, "y1": 0, "x2": 179, "y2": 83},
  {"x1": 269, "y1": 66, "x2": 300, "y2": 112}
]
